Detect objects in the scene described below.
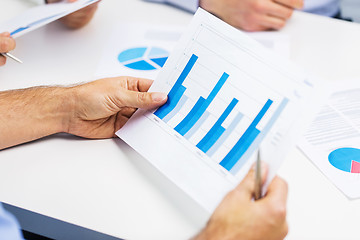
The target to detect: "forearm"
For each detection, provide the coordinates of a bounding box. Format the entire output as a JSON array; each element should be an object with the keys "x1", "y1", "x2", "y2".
[{"x1": 0, "y1": 86, "x2": 73, "y2": 150}]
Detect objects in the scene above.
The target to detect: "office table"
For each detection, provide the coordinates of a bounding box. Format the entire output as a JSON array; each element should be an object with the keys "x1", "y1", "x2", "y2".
[{"x1": 0, "y1": 0, "x2": 360, "y2": 239}]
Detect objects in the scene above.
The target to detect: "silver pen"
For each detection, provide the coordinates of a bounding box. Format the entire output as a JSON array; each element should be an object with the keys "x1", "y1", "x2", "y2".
[
  {"x1": 1, "y1": 52, "x2": 23, "y2": 64},
  {"x1": 254, "y1": 149, "x2": 263, "y2": 200}
]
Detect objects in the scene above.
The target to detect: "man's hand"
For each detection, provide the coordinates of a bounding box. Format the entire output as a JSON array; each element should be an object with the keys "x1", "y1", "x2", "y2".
[
  {"x1": 200, "y1": 0, "x2": 303, "y2": 31},
  {"x1": 194, "y1": 164, "x2": 288, "y2": 240},
  {"x1": 0, "y1": 32, "x2": 16, "y2": 66},
  {"x1": 0, "y1": 77, "x2": 167, "y2": 150},
  {"x1": 47, "y1": 0, "x2": 100, "y2": 29},
  {"x1": 66, "y1": 77, "x2": 167, "y2": 139}
]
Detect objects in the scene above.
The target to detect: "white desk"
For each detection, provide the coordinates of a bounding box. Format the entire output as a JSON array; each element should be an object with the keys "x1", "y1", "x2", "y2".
[{"x1": 0, "y1": 0, "x2": 360, "y2": 239}]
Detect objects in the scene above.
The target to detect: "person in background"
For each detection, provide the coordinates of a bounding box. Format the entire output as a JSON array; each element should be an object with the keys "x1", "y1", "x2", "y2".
[{"x1": 145, "y1": 0, "x2": 342, "y2": 31}]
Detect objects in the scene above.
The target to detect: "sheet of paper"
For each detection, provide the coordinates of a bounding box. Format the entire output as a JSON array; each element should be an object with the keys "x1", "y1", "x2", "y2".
[
  {"x1": 0, "y1": 0, "x2": 99, "y2": 38},
  {"x1": 95, "y1": 23, "x2": 290, "y2": 80},
  {"x1": 298, "y1": 79, "x2": 360, "y2": 199},
  {"x1": 95, "y1": 23, "x2": 184, "y2": 80},
  {"x1": 117, "y1": 8, "x2": 322, "y2": 212}
]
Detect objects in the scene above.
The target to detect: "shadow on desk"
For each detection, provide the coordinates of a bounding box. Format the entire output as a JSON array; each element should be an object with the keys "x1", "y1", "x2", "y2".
[{"x1": 3, "y1": 203, "x2": 123, "y2": 240}]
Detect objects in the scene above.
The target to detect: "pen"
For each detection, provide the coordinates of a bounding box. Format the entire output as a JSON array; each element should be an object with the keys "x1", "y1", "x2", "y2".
[
  {"x1": 254, "y1": 149, "x2": 262, "y2": 200},
  {"x1": 1, "y1": 52, "x2": 23, "y2": 64}
]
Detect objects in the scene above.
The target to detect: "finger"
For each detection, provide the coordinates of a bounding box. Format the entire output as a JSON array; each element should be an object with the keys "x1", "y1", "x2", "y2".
[
  {"x1": 119, "y1": 107, "x2": 137, "y2": 118},
  {"x1": 263, "y1": 176, "x2": 288, "y2": 206},
  {"x1": 259, "y1": 15, "x2": 287, "y2": 30},
  {"x1": 234, "y1": 161, "x2": 268, "y2": 199},
  {"x1": 273, "y1": 0, "x2": 304, "y2": 9},
  {"x1": 60, "y1": 3, "x2": 98, "y2": 29},
  {"x1": 0, "y1": 37, "x2": 16, "y2": 53},
  {"x1": 119, "y1": 89, "x2": 167, "y2": 110},
  {"x1": 0, "y1": 56, "x2": 6, "y2": 66},
  {"x1": 0, "y1": 32, "x2": 11, "y2": 37},
  {"x1": 125, "y1": 77, "x2": 154, "y2": 92},
  {"x1": 265, "y1": 1, "x2": 294, "y2": 20}
]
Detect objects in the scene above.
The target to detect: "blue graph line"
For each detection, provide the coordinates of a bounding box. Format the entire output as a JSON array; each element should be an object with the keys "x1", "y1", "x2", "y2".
[
  {"x1": 184, "y1": 111, "x2": 210, "y2": 140},
  {"x1": 230, "y1": 98, "x2": 289, "y2": 174},
  {"x1": 197, "y1": 98, "x2": 239, "y2": 153},
  {"x1": 175, "y1": 72, "x2": 229, "y2": 135},
  {"x1": 162, "y1": 95, "x2": 188, "y2": 123},
  {"x1": 154, "y1": 54, "x2": 198, "y2": 119},
  {"x1": 207, "y1": 112, "x2": 244, "y2": 157},
  {"x1": 11, "y1": 14, "x2": 62, "y2": 36},
  {"x1": 220, "y1": 99, "x2": 273, "y2": 171}
]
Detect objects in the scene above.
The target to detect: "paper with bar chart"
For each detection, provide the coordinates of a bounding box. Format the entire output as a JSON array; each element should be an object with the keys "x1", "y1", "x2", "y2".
[
  {"x1": 299, "y1": 79, "x2": 360, "y2": 199},
  {"x1": 117, "y1": 9, "x2": 321, "y2": 211}
]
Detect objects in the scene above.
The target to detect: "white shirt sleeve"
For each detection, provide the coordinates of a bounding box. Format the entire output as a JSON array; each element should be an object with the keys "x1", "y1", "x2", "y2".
[{"x1": 144, "y1": 0, "x2": 198, "y2": 13}]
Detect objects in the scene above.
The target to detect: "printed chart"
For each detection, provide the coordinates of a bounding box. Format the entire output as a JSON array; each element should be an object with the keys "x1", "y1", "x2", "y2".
[
  {"x1": 96, "y1": 24, "x2": 183, "y2": 79},
  {"x1": 299, "y1": 79, "x2": 360, "y2": 199},
  {"x1": 329, "y1": 148, "x2": 360, "y2": 173},
  {"x1": 118, "y1": 47, "x2": 168, "y2": 71},
  {"x1": 118, "y1": 9, "x2": 319, "y2": 211}
]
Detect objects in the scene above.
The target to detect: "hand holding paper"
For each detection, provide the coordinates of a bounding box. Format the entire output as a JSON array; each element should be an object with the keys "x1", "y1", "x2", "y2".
[
  {"x1": 0, "y1": 32, "x2": 16, "y2": 66},
  {"x1": 47, "y1": 0, "x2": 100, "y2": 29}
]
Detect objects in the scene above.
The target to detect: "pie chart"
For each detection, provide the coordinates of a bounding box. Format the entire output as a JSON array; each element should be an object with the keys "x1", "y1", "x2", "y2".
[
  {"x1": 328, "y1": 148, "x2": 360, "y2": 173},
  {"x1": 118, "y1": 47, "x2": 168, "y2": 71}
]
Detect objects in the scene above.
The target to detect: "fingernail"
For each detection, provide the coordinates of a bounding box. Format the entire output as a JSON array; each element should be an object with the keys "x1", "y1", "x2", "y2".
[{"x1": 151, "y1": 92, "x2": 167, "y2": 102}]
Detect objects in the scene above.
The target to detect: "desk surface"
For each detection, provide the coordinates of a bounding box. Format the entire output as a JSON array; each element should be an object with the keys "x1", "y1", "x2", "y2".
[{"x1": 1, "y1": 0, "x2": 360, "y2": 239}]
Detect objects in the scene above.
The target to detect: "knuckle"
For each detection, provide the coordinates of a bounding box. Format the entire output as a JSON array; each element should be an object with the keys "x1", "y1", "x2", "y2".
[
  {"x1": 271, "y1": 204, "x2": 287, "y2": 222},
  {"x1": 137, "y1": 92, "x2": 146, "y2": 103},
  {"x1": 251, "y1": 1, "x2": 264, "y2": 13}
]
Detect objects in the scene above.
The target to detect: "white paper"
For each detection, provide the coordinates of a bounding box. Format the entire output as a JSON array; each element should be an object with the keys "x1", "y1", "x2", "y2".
[
  {"x1": 95, "y1": 23, "x2": 184, "y2": 80},
  {"x1": 298, "y1": 79, "x2": 360, "y2": 199},
  {"x1": 0, "y1": 0, "x2": 100, "y2": 38},
  {"x1": 117, "y1": 9, "x2": 323, "y2": 212},
  {"x1": 95, "y1": 23, "x2": 290, "y2": 80}
]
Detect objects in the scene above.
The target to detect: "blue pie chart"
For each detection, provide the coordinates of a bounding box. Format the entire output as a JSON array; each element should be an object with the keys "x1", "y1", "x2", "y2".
[
  {"x1": 328, "y1": 147, "x2": 360, "y2": 173},
  {"x1": 118, "y1": 47, "x2": 169, "y2": 71}
]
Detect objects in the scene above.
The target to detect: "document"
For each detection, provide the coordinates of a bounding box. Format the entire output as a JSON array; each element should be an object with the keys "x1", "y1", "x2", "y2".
[
  {"x1": 95, "y1": 24, "x2": 184, "y2": 80},
  {"x1": 95, "y1": 23, "x2": 290, "y2": 80},
  {"x1": 298, "y1": 79, "x2": 360, "y2": 199},
  {"x1": 117, "y1": 9, "x2": 322, "y2": 212},
  {"x1": 0, "y1": 0, "x2": 100, "y2": 38}
]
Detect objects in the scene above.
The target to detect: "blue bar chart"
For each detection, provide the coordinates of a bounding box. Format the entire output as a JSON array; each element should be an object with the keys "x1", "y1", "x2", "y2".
[
  {"x1": 153, "y1": 54, "x2": 288, "y2": 175},
  {"x1": 154, "y1": 54, "x2": 198, "y2": 118}
]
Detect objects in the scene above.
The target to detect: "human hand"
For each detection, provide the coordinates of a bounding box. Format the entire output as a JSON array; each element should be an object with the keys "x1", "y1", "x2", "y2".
[
  {"x1": 46, "y1": 0, "x2": 100, "y2": 29},
  {"x1": 200, "y1": 0, "x2": 304, "y2": 31},
  {"x1": 193, "y1": 163, "x2": 288, "y2": 240},
  {"x1": 65, "y1": 77, "x2": 167, "y2": 139},
  {"x1": 0, "y1": 32, "x2": 16, "y2": 66}
]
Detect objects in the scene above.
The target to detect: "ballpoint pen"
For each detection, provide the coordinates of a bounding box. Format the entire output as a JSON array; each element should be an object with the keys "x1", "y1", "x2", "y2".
[
  {"x1": 0, "y1": 52, "x2": 23, "y2": 64},
  {"x1": 254, "y1": 149, "x2": 262, "y2": 200}
]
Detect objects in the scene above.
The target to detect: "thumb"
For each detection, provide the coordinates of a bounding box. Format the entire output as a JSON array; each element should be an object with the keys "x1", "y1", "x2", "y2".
[
  {"x1": 235, "y1": 161, "x2": 268, "y2": 200},
  {"x1": 120, "y1": 90, "x2": 167, "y2": 109},
  {"x1": 0, "y1": 36, "x2": 16, "y2": 53}
]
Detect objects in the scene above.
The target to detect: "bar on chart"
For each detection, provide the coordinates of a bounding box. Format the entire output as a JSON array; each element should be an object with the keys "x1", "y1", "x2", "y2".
[
  {"x1": 207, "y1": 112, "x2": 244, "y2": 157},
  {"x1": 174, "y1": 72, "x2": 229, "y2": 136},
  {"x1": 162, "y1": 95, "x2": 188, "y2": 123},
  {"x1": 220, "y1": 99, "x2": 273, "y2": 171},
  {"x1": 229, "y1": 98, "x2": 289, "y2": 175},
  {"x1": 197, "y1": 98, "x2": 239, "y2": 153},
  {"x1": 154, "y1": 54, "x2": 198, "y2": 119}
]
